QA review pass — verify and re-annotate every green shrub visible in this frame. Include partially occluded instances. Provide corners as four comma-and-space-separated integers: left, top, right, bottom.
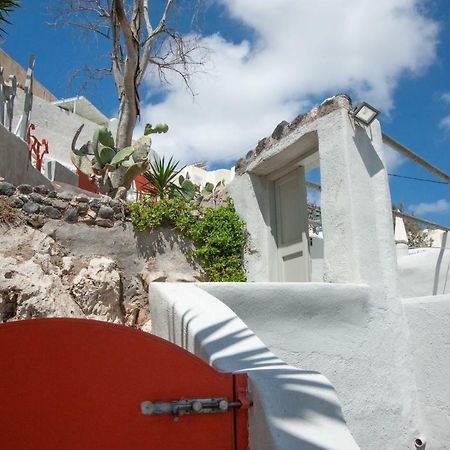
130, 198, 246, 282
130, 198, 194, 231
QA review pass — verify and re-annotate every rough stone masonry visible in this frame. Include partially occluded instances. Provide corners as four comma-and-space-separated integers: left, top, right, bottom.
0, 181, 205, 331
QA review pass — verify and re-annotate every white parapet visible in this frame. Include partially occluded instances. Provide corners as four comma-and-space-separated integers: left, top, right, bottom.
42, 157, 78, 187
178, 164, 235, 189
150, 282, 360, 450
395, 215, 409, 258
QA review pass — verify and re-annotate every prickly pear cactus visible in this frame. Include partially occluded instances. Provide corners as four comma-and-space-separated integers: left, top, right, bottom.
177, 178, 196, 202
71, 123, 168, 199
201, 182, 215, 197
144, 123, 169, 135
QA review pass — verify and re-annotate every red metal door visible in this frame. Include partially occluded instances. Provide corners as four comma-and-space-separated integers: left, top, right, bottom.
0, 319, 248, 450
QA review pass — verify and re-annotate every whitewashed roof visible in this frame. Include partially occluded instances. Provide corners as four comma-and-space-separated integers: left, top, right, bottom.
52, 96, 109, 126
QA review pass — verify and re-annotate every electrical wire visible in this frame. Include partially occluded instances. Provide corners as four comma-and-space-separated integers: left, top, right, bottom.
388, 173, 449, 185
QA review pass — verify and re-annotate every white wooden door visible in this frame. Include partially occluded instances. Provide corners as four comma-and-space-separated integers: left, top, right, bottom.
274, 167, 310, 281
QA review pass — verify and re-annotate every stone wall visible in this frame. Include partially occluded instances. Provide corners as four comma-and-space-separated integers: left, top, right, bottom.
0, 181, 204, 331
0, 180, 129, 229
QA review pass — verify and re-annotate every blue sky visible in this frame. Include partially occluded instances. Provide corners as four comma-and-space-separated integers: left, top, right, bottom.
1, 0, 449, 226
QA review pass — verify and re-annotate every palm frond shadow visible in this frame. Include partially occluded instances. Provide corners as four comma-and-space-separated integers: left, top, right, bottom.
175, 313, 357, 450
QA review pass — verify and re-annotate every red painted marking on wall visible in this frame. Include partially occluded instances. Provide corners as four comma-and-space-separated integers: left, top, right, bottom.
26, 123, 49, 171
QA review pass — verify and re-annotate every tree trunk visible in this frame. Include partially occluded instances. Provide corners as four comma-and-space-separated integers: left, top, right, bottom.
116, 92, 138, 149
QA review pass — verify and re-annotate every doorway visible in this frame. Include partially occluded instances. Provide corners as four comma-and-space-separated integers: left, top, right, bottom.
274, 166, 310, 281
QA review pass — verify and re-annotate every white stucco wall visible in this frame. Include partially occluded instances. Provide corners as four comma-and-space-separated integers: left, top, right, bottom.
310, 234, 324, 281
229, 172, 278, 281
403, 294, 450, 449
199, 283, 425, 450
230, 96, 398, 298
41, 158, 79, 186
179, 165, 235, 188
150, 282, 360, 450
224, 97, 427, 449
12, 89, 104, 170
398, 247, 450, 297
428, 229, 449, 248
0, 123, 53, 187
294, 236, 450, 297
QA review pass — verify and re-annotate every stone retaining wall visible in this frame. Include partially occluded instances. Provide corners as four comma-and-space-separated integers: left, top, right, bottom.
0, 180, 130, 229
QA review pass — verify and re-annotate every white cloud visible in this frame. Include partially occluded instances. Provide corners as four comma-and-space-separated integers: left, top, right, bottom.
307, 188, 321, 206
439, 93, 450, 131
409, 199, 450, 216
383, 145, 407, 171
439, 116, 450, 131
140, 0, 438, 165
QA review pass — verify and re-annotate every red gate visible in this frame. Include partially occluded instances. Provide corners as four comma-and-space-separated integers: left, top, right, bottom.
0, 319, 249, 449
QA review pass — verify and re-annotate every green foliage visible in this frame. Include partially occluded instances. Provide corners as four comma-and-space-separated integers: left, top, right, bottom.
144, 123, 169, 135
99, 146, 116, 165
0, 0, 19, 35
97, 127, 115, 148
201, 182, 214, 197
130, 198, 195, 231
130, 198, 246, 282
187, 200, 246, 282
71, 122, 166, 198
110, 146, 134, 165
173, 178, 196, 203
142, 156, 184, 200
70, 151, 93, 175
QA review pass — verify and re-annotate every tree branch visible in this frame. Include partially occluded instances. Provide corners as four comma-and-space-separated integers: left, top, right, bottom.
143, 0, 153, 35
137, 0, 174, 85
49, 0, 205, 148
113, 0, 135, 53
110, 6, 124, 98
49, 19, 112, 40
113, 0, 141, 116
150, 0, 174, 38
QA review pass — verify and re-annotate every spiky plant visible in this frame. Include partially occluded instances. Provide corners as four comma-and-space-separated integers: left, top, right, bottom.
0, 0, 19, 35
143, 156, 185, 200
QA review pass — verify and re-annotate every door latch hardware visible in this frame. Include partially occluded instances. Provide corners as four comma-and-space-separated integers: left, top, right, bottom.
141, 397, 242, 418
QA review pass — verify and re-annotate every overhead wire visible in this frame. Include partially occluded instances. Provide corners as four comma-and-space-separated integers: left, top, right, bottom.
388, 173, 449, 185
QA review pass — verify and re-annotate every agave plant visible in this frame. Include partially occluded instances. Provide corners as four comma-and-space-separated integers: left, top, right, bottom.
142, 156, 185, 200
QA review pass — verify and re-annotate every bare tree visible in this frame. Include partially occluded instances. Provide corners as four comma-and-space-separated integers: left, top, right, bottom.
49, 0, 202, 149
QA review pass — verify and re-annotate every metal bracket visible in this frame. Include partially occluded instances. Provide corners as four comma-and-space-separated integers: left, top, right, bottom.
141, 397, 242, 419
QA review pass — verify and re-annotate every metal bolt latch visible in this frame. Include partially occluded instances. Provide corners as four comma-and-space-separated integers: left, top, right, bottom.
141, 397, 242, 418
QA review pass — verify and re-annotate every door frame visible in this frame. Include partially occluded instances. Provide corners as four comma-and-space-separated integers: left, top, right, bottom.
270, 164, 311, 282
